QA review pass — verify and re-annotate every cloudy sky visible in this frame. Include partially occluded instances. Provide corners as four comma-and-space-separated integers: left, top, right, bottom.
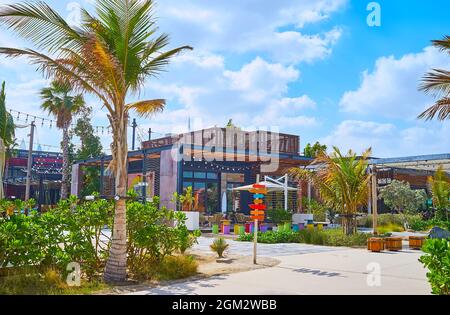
0, 0, 449, 157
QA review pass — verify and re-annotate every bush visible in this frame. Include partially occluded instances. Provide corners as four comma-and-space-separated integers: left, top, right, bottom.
126, 198, 199, 280
210, 238, 229, 258
419, 239, 450, 295
237, 229, 370, 247
156, 255, 198, 281
266, 208, 291, 224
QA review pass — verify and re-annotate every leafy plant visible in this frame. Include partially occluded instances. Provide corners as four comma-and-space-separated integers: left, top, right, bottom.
419, 239, 450, 295
0, 81, 15, 199
428, 166, 450, 221
172, 186, 195, 211
156, 255, 198, 281
266, 208, 292, 224
210, 238, 229, 258
290, 147, 371, 235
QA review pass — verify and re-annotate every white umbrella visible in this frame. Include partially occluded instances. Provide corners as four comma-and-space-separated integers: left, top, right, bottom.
231, 180, 297, 192
221, 192, 227, 214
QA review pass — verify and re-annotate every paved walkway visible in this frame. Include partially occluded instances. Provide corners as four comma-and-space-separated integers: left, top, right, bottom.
127, 237, 430, 295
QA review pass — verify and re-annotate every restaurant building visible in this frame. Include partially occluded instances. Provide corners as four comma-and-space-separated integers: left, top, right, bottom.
72, 127, 312, 214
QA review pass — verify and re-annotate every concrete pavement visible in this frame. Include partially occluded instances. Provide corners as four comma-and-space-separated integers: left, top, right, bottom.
127, 238, 431, 295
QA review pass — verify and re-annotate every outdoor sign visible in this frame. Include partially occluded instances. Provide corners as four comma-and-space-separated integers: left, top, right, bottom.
250, 184, 266, 221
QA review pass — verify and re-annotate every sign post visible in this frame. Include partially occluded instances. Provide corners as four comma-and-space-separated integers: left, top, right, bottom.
250, 177, 267, 265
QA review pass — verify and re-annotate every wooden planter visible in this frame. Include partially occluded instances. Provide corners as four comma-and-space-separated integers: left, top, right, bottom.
409, 236, 426, 250
385, 237, 403, 251
367, 238, 384, 252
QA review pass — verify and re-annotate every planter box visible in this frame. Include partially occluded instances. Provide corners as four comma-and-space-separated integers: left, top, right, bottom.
385, 237, 403, 251
367, 238, 385, 252
409, 236, 426, 250
182, 211, 200, 231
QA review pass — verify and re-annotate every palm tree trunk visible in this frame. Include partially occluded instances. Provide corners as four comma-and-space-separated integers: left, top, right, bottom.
0, 139, 5, 199
61, 125, 70, 199
104, 113, 129, 284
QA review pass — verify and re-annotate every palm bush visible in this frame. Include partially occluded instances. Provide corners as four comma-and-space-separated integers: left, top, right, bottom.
428, 166, 450, 221
0, 82, 15, 199
290, 147, 371, 235
210, 238, 229, 258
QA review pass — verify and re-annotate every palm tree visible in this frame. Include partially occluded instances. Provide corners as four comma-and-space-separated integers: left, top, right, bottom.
0, 0, 192, 283
427, 165, 450, 221
40, 81, 84, 199
418, 35, 450, 121
289, 147, 372, 235
0, 82, 15, 199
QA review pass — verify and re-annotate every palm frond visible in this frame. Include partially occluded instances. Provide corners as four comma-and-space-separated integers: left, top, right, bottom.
418, 97, 450, 121
432, 35, 450, 53
0, 1, 83, 53
419, 69, 450, 97
125, 99, 165, 118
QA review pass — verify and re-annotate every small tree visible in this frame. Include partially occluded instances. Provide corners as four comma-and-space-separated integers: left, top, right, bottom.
379, 180, 427, 227
428, 166, 450, 221
304, 141, 327, 158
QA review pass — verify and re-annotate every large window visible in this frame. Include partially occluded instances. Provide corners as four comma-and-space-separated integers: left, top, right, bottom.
182, 170, 219, 214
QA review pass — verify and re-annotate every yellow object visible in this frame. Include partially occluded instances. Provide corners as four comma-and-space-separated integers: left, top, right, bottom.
249, 188, 268, 194
317, 224, 323, 231
221, 220, 231, 226
307, 224, 314, 231
234, 225, 242, 235
253, 199, 263, 204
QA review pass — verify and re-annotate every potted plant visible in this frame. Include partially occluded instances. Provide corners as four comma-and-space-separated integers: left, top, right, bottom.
172, 186, 199, 231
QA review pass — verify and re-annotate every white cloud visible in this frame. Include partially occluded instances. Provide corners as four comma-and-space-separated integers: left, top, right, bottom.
321, 120, 450, 157
339, 46, 450, 119
224, 57, 299, 102
158, 0, 347, 65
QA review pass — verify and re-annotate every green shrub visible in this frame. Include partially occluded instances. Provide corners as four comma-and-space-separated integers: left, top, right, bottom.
156, 255, 198, 281
377, 223, 404, 234
237, 229, 369, 247
266, 208, 291, 224
210, 238, 229, 258
419, 239, 450, 295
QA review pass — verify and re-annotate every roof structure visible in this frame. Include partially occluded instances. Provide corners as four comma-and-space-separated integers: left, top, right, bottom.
370, 153, 450, 172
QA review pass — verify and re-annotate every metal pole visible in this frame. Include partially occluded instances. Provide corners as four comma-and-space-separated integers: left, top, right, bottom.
284, 174, 288, 210
253, 174, 260, 265
148, 128, 152, 141
371, 166, 378, 235
142, 149, 147, 204
25, 121, 35, 203
131, 118, 137, 150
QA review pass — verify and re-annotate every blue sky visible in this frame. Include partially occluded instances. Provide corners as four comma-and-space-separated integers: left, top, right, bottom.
0, 0, 449, 157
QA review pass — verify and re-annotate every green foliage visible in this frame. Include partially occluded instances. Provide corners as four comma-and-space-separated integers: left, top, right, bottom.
156, 255, 198, 281
428, 166, 450, 221
266, 208, 292, 224
172, 186, 195, 211
210, 238, 229, 258
377, 223, 405, 234
419, 239, 450, 295
379, 180, 427, 215
238, 229, 370, 247
71, 107, 104, 197
178, 228, 201, 254
303, 141, 327, 158
302, 198, 328, 221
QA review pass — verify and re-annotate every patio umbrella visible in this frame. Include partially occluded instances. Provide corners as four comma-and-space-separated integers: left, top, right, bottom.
232, 180, 297, 192
221, 192, 227, 214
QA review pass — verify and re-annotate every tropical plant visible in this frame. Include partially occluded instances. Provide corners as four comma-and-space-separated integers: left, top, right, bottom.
303, 141, 327, 158
0, 0, 192, 282
0, 81, 15, 199
289, 147, 372, 235
172, 186, 195, 211
378, 180, 427, 229
266, 208, 292, 224
428, 166, 450, 221
210, 238, 229, 258
418, 35, 450, 121
40, 81, 85, 199
419, 239, 450, 295
71, 107, 104, 197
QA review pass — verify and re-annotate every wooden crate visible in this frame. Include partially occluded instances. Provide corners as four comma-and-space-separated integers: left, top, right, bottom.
367, 238, 385, 252
385, 237, 403, 251
409, 236, 426, 250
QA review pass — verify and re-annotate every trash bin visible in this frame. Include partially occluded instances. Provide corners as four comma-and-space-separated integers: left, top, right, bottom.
212, 224, 219, 234
223, 224, 231, 235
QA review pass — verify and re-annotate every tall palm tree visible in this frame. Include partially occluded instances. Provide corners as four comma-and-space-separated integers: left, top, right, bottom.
427, 165, 450, 221
289, 147, 372, 235
418, 35, 450, 121
40, 81, 84, 199
0, 82, 15, 199
0, 0, 192, 283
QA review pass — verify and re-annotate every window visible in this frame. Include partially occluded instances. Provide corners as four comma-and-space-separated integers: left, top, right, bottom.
194, 172, 206, 179
183, 171, 194, 178
207, 172, 218, 179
